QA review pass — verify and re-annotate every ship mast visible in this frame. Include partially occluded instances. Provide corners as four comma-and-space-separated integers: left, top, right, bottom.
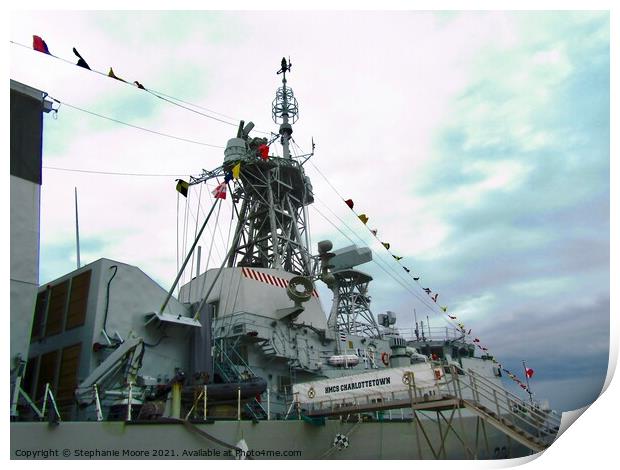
273, 56, 297, 159
223, 57, 312, 275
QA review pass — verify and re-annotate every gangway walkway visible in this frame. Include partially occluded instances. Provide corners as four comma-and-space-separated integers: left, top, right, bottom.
299, 364, 560, 455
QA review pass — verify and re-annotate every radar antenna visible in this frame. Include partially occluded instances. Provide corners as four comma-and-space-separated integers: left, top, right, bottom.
272, 57, 298, 159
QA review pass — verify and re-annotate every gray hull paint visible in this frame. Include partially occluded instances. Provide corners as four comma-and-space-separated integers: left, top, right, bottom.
11, 419, 533, 460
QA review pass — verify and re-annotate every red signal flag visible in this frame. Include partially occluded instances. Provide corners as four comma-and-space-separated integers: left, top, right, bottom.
258, 144, 270, 160
33, 35, 51, 54
212, 182, 227, 199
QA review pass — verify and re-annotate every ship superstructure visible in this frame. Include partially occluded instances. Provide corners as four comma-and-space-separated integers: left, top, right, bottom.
10, 60, 561, 460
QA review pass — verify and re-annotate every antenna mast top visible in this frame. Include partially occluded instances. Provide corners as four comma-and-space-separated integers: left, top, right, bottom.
272, 57, 298, 159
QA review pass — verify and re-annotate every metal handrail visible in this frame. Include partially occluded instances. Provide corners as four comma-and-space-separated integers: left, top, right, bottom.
397, 326, 466, 342
449, 366, 560, 438
212, 341, 267, 420
460, 366, 560, 428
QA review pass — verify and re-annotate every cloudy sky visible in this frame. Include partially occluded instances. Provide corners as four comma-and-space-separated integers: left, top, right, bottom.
10, 10, 610, 412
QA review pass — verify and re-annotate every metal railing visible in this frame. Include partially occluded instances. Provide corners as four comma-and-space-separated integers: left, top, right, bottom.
296, 364, 560, 450
397, 326, 467, 343
444, 365, 561, 441
299, 374, 443, 418
212, 341, 267, 420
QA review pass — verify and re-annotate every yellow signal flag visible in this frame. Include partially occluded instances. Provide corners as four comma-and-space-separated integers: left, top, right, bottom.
232, 162, 241, 180
108, 67, 126, 82
358, 214, 369, 224
176, 179, 189, 198
441, 306, 447, 312
382, 242, 390, 250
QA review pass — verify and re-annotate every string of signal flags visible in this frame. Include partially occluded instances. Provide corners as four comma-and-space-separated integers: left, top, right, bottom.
343, 197, 534, 394
26, 35, 269, 131
31, 35, 158, 94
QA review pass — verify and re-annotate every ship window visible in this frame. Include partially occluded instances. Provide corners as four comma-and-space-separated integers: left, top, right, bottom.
57, 343, 82, 408
232, 324, 244, 335
66, 270, 91, 330
36, 350, 59, 401
30, 289, 49, 342
45, 280, 69, 337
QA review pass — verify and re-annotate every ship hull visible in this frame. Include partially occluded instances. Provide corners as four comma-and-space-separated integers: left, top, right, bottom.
11, 417, 533, 460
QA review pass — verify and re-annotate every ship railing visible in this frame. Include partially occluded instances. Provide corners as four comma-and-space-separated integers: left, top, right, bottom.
446, 365, 561, 439
296, 380, 443, 419
212, 341, 268, 421
397, 326, 466, 343
213, 342, 247, 382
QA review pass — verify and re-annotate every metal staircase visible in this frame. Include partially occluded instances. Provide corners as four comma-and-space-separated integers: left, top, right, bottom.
301, 364, 560, 455
442, 365, 561, 453
258, 339, 277, 357
213, 341, 268, 421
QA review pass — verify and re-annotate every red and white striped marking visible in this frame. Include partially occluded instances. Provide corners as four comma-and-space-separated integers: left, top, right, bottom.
241, 267, 319, 297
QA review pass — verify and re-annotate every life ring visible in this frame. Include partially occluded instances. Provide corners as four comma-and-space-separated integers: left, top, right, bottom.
381, 352, 390, 366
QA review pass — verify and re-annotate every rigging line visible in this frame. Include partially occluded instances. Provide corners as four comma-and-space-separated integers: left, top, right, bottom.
48, 97, 225, 149
181, 187, 192, 288
225, 193, 235, 257
227, 203, 245, 314
201, 206, 226, 267
303, 153, 452, 322
183, 184, 216, 289
291, 139, 313, 253
313, 194, 416, 290
304, 163, 450, 321
193, 181, 227, 266
149, 90, 272, 136
306, 165, 481, 347
220, 200, 239, 316
43, 166, 189, 177
197, 193, 225, 301
309, 175, 440, 311
176, 191, 180, 289
307, 160, 348, 207
11, 40, 265, 131
145, 89, 239, 127
203, 200, 222, 279
197, 180, 230, 263
309, 205, 422, 303
187, 181, 204, 301
147, 89, 239, 122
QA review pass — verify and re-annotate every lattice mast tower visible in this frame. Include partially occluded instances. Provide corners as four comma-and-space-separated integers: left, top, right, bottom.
224, 57, 314, 275
320, 244, 382, 338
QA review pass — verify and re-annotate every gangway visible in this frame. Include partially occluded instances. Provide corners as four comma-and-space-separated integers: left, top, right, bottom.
296, 364, 560, 456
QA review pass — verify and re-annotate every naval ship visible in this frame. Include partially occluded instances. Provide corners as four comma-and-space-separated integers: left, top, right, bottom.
10, 58, 561, 459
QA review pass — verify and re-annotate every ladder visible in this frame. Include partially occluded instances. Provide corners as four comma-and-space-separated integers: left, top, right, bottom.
213, 341, 268, 421
444, 365, 561, 452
